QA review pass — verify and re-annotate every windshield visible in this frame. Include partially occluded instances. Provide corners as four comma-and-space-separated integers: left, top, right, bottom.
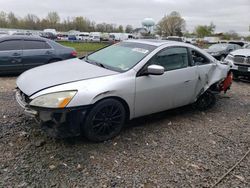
85, 42, 156, 72
209, 44, 228, 50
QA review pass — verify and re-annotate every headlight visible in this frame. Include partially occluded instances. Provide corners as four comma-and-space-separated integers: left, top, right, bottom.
30, 91, 77, 108
225, 54, 234, 61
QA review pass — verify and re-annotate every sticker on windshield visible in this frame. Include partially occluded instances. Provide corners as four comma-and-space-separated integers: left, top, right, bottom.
132, 48, 149, 54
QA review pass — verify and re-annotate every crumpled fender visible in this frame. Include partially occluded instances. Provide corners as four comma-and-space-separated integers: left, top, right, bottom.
197, 62, 230, 98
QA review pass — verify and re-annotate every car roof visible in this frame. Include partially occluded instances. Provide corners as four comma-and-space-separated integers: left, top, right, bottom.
0, 35, 47, 42
125, 39, 184, 47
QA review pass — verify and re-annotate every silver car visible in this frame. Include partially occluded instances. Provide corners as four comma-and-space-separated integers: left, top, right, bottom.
16, 40, 232, 141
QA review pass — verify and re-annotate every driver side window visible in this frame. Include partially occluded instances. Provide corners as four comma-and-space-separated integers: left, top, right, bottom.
148, 47, 188, 71
191, 49, 210, 65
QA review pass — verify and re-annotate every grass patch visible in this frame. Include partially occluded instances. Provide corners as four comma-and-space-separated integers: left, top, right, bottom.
58, 41, 109, 56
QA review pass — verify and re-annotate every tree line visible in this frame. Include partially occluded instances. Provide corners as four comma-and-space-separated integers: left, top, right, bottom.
0, 11, 134, 33
0, 10, 246, 40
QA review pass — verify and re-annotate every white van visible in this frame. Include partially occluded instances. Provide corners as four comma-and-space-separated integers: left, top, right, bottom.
89, 32, 101, 42
76, 32, 90, 41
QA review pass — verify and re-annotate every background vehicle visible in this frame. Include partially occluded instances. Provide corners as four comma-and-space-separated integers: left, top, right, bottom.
0, 35, 77, 74
228, 41, 248, 47
165, 36, 184, 42
224, 49, 250, 79
0, 31, 8, 37
243, 43, 250, 49
16, 40, 231, 141
206, 43, 241, 61
100, 33, 109, 41
68, 35, 77, 41
203, 37, 220, 44
40, 32, 57, 40
109, 33, 129, 42
89, 32, 101, 42
76, 32, 90, 41
57, 33, 69, 40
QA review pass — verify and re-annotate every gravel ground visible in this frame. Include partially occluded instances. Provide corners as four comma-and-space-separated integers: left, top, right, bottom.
0, 76, 249, 187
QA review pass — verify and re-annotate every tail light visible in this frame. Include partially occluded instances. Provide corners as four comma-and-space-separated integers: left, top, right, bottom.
71, 51, 77, 57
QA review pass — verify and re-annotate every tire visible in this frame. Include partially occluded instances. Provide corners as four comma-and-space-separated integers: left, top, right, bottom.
83, 99, 126, 142
233, 73, 239, 81
194, 90, 216, 111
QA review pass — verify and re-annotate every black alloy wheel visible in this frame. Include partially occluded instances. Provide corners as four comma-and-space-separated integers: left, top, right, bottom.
83, 99, 126, 142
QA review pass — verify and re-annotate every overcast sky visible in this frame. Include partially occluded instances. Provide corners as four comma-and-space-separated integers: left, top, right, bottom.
0, 0, 249, 35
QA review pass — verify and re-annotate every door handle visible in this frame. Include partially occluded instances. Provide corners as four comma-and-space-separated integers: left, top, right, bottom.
12, 52, 21, 56
184, 80, 191, 83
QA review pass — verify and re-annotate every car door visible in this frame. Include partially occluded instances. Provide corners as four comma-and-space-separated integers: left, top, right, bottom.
0, 39, 23, 74
134, 47, 199, 118
190, 48, 216, 98
22, 40, 55, 70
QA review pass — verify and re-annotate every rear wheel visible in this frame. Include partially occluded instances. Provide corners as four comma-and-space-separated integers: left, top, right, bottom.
194, 90, 216, 111
83, 99, 126, 142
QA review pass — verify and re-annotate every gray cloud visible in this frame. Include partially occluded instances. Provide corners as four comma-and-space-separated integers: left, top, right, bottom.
1, 0, 250, 35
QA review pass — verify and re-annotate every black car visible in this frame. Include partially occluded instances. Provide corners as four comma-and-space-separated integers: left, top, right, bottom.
0, 35, 77, 74
206, 43, 241, 61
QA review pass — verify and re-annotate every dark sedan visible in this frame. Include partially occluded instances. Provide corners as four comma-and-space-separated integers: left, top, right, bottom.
206, 43, 241, 61
0, 35, 77, 74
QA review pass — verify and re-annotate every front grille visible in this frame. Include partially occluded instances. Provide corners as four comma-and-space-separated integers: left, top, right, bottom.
247, 57, 250, 64
233, 56, 245, 64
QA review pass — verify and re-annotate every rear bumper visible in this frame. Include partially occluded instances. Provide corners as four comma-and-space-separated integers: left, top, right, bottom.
16, 90, 90, 138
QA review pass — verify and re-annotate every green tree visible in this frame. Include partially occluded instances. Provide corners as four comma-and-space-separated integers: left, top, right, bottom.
7, 12, 19, 28
46, 12, 60, 27
195, 22, 216, 38
118, 25, 124, 33
23, 14, 40, 29
0, 11, 8, 28
73, 16, 88, 31
125, 25, 133, 33
156, 11, 186, 37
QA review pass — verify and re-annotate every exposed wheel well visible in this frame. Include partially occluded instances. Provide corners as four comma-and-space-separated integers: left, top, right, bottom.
93, 96, 130, 121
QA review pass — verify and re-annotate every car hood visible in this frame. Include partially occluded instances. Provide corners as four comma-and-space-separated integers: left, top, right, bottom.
231, 49, 250, 56
17, 58, 118, 96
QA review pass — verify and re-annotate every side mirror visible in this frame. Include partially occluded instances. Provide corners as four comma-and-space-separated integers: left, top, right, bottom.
147, 65, 165, 75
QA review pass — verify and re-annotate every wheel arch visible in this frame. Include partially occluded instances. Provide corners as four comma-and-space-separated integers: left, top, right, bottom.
92, 96, 131, 121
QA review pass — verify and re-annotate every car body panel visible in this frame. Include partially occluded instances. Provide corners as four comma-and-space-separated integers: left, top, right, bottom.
135, 66, 198, 117
17, 58, 118, 96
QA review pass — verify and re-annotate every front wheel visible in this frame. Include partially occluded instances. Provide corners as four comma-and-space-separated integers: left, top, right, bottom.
83, 99, 126, 142
194, 90, 216, 111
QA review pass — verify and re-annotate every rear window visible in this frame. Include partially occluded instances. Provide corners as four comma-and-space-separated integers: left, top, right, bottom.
0, 40, 22, 51
23, 40, 51, 50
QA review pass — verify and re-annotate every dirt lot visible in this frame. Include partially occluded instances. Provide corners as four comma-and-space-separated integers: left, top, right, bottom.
0, 76, 249, 187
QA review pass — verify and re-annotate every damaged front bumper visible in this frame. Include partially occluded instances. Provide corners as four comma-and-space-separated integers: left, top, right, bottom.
16, 90, 90, 138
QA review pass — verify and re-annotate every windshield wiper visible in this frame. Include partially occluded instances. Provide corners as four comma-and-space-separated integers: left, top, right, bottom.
84, 57, 110, 70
